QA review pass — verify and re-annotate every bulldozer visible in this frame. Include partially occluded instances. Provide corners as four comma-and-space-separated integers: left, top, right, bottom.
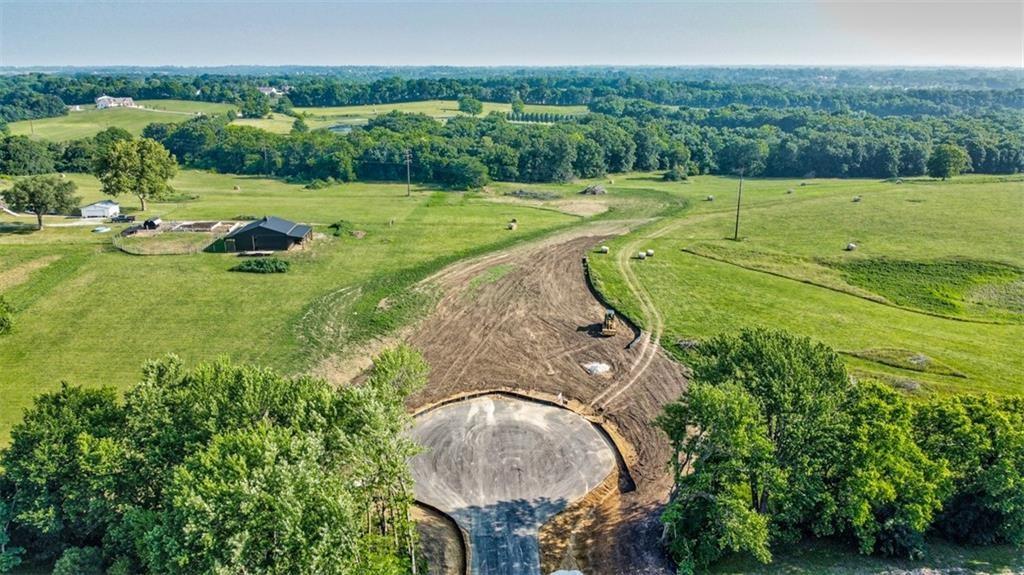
600, 309, 618, 337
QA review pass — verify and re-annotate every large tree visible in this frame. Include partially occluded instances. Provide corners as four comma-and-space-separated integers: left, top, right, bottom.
2, 175, 79, 229
94, 138, 177, 211
457, 95, 483, 116
926, 143, 971, 180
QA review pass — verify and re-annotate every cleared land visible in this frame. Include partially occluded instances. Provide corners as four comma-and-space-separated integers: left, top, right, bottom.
288, 99, 589, 131
410, 395, 617, 575
0, 170, 579, 442
8, 100, 235, 140
403, 224, 687, 575
589, 175, 1024, 396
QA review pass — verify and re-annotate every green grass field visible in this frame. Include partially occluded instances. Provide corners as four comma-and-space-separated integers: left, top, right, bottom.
589, 175, 1024, 396
0, 170, 585, 442
8, 100, 236, 140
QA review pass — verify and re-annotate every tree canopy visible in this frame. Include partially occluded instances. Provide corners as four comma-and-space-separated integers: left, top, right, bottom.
0, 346, 428, 574
93, 138, 177, 211
1, 174, 79, 229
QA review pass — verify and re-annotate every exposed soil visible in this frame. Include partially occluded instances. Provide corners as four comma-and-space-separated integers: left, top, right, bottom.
405, 222, 687, 574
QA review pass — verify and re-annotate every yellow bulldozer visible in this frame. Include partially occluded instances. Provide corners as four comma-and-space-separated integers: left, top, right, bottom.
600, 309, 618, 337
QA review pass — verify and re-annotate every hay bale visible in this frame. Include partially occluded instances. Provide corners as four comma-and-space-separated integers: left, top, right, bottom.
637, 252, 647, 260
852, 195, 862, 203
646, 249, 655, 257
786, 188, 794, 194
599, 245, 610, 254
845, 242, 858, 251
507, 222, 518, 231
233, 185, 240, 191
705, 195, 715, 202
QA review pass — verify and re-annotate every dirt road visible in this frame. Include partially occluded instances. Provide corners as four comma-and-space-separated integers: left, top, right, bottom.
406, 223, 687, 574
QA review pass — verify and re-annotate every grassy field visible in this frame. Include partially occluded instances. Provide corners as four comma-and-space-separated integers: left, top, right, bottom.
8, 100, 236, 140
0, 170, 589, 442
589, 175, 1024, 396
9, 98, 589, 140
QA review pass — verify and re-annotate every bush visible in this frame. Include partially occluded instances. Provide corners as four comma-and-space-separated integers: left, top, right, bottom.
328, 220, 354, 237
663, 165, 688, 181
0, 296, 12, 335
230, 257, 289, 273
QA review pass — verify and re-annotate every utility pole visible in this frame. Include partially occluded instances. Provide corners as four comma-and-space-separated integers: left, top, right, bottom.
732, 168, 744, 241
405, 149, 412, 197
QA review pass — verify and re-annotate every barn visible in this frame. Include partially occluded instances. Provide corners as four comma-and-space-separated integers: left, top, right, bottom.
221, 216, 312, 252
81, 200, 120, 219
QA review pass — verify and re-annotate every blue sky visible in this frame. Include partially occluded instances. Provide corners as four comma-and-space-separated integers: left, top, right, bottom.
1, 1, 1020, 67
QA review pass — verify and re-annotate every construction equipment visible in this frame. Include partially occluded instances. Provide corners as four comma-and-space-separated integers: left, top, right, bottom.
600, 309, 618, 337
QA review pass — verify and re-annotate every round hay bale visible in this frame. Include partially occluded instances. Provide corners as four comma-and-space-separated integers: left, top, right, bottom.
786, 188, 794, 194
705, 195, 715, 202
845, 242, 858, 251
637, 252, 647, 260
646, 249, 655, 257
233, 185, 240, 191
852, 196, 862, 203
599, 245, 610, 254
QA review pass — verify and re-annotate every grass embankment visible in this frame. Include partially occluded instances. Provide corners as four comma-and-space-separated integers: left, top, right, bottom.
0, 170, 587, 442
589, 175, 1024, 396
8, 100, 236, 140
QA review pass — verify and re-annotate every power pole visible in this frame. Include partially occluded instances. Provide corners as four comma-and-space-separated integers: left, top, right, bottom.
732, 169, 744, 241
405, 149, 412, 197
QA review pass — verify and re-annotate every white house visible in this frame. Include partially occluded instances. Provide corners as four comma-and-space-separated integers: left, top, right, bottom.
95, 95, 137, 109
81, 200, 120, 219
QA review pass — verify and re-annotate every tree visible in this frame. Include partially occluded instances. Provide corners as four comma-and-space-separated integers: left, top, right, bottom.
458, 95, 483, 116
927, 143, 971, 180
510, 93, 526, 115
291, 116, 310, 133
2, 175, 80, 229
94, 138, 177, 211
656, 383, 777, 572
238, 91, 271, 119
0, 136, 55, 175
914, 395, 1024, 546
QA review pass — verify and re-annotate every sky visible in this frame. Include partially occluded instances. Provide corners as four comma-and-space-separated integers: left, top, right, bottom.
0, 0, 1021, 68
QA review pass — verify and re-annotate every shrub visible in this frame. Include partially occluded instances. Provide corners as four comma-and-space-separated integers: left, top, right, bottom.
328, 219, 354, 237
230, 257, 289, 274
663, 165, 688, 181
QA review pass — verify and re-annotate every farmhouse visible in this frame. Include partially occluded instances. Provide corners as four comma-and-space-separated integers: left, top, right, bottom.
95, 95, 137, 109
221, 216, 312, 252
81, 200, 120, 219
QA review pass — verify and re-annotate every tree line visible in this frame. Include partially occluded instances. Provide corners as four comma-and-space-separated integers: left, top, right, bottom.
0, 346, 429, 574
658, 329, 1024, 574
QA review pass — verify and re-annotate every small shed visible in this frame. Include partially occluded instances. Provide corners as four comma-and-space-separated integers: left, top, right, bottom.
221, 216, 312, 252
143, 217, 163, 230
81, 200, 120, 219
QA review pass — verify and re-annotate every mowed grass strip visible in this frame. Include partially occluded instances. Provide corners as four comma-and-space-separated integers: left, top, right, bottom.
0, 170, 577, 442
589, 175, 1024, 396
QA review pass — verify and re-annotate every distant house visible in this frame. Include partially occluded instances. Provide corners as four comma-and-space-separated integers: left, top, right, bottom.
81, 200, 120, 219
221, 216, 312, 252
95, 95, 137, 109
257, 86, 283, 97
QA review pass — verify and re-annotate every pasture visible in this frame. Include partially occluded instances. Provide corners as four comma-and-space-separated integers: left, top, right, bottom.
8, 99, 236, 140
292, 99, 589, 130
588, 175, 1024, 396
0, 170, 581, 442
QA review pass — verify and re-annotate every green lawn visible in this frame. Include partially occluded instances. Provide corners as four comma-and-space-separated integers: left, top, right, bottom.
0, 170, 582, 442
8, 100, 236, 140
589, 175, 1024, 396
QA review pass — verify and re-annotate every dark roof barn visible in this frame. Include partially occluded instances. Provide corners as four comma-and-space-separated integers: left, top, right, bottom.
223, 216, 312, 252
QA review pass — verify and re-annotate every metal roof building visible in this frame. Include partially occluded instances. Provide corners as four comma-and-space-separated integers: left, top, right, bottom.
222, 216, 312, 252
